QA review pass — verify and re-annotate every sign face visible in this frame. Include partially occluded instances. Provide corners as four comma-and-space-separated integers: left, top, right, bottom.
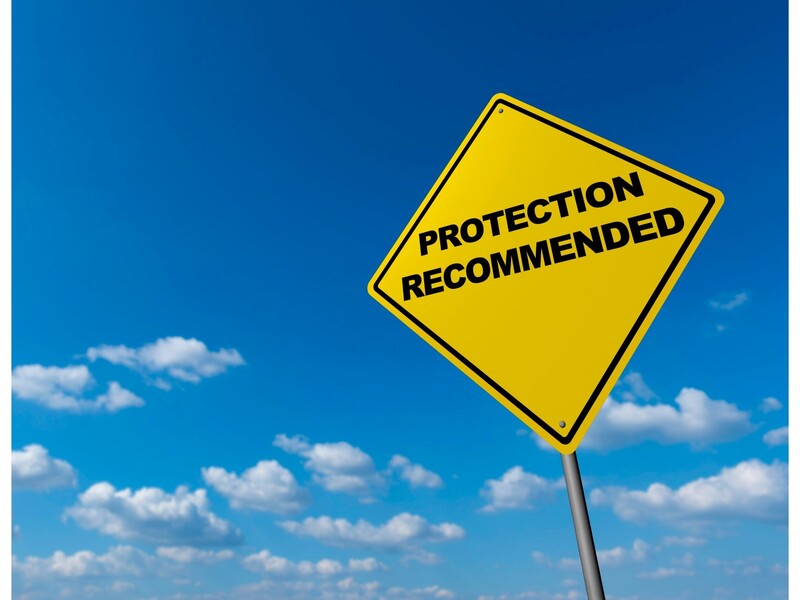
368, 94, 723, 453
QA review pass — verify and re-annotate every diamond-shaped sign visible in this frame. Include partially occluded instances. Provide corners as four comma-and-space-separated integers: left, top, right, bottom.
368, 94, 722, 453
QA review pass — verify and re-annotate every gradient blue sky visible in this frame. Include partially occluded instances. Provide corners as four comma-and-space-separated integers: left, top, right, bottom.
12, 1, 787, 599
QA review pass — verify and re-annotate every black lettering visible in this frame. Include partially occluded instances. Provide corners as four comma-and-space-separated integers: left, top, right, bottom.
504, 204, 528, 232
466, 257, 490, 283
654, 207, 684, 237
628, 213, 658, 244
550, 234, 576, 263
527, 199, 551, 224
461, 218, 484, 243
520, 240, 552, 270
612, 171, 644, 202
443, 263, 465, 289
601, 221, 630, 250
423, 268, 444, 295
549, 191, 571, 217
586, 181, 614, 208
573, 227, 603, 257
402, 274, 424, 301
481, 210, 505, 236
419, 231, 437, 256
573, 187, 587, 213
490, 248, 521, 278
439, 224, 461, 251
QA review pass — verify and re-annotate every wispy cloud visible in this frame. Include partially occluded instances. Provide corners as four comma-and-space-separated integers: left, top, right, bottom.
615, 372, 657, 403
709, 291, 749, 311
389, 455, 444, 489
707, 556, 772, 576
759, 397, 783, 413
531, 551, 579, 571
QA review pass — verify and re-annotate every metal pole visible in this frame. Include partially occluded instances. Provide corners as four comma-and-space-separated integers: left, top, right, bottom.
561, 451, 605, 600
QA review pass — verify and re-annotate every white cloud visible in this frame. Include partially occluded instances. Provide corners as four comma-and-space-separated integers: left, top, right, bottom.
279, 513, 464, 551
480, 466, 562, 512
532, 540, 647, 571
242, 549, 296, 576
661, 535, 706, 547
348, 557, 387, 573
615, 372, 657, 402
387, 585, 455, 598
770, 563, 788, 575
65, 482, 242, 546
13, 444, 77, 490
12, 364, 90, 403
709, 291, 749, 311
671, 552, 695, 568
156, 546, 234, 564
274, 434, 385, 500
389, 455, 444, 489
243, 549, 386, 577
87, 336, 244, 387
597, 539, 649, 567
576, 388, 754, 452
95, 382, 146, 412
531, 551, 579, 571
759, 397, 783, 413
202, 460, 310, 514
13, 546, 156, 579
763, 426, 788, 447
637, 567, 694, 579
478, 591, 585, 600
591, 459, 788, 527
402, 549, 443, 565
11, 364, 143, 413
708, 556, 768, 576
233, 578, 382, 600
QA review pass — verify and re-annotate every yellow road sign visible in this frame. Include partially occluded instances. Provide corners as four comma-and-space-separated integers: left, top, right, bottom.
368, 94, 723, 453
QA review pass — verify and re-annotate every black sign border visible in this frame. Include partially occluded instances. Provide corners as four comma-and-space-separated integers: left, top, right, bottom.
373, 97, 717, 446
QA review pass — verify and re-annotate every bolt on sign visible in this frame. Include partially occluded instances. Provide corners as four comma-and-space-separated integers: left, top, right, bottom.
368, 94, 723, 453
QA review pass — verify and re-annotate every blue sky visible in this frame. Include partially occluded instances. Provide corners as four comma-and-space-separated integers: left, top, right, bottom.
11, 1, 787, 599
